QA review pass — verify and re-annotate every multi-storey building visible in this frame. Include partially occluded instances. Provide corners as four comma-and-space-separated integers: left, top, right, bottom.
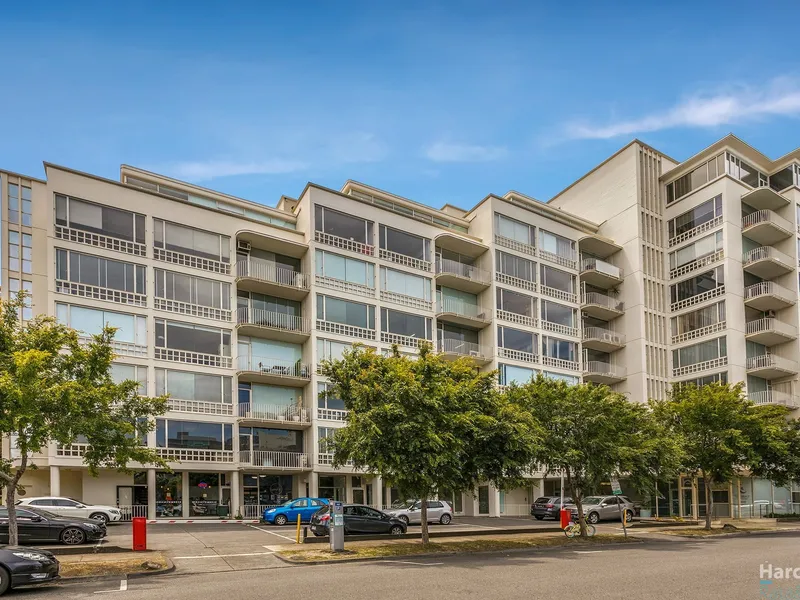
1, 133, 798, 521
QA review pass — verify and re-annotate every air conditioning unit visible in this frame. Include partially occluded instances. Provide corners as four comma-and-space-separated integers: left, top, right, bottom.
237, 240, 251, 252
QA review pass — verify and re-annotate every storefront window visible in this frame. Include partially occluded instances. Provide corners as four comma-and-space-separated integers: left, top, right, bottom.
319, 475, 346, 501
242, 474, 293, 507
189, 473, 220, 517
155, 472, 182, 518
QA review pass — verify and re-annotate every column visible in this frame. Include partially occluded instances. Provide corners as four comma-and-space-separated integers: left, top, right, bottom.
309, 472, 319, 498
373, 476, 383, 509
463, 488, 476, 517
147, 469, 157, 520
230, 471, 240, 519
181, 471, 190, 519
49, 466, 61, 497
488, 485, 501, 518
345, 475, 353, 503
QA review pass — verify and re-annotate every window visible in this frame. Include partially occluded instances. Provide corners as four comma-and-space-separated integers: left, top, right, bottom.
672, 337, 727, 368
671, 302, 725, 337
155, 268, 230, 309
379, 225, 430, 260
437, 323, 479, 346
542, 336, 576, 362
318, 427, 337, 453
770, 165, 796, 192
318, 382, 345, 410
498, 364, 536, 386
540, 265, 574, 293
155, 319, 231, 356
56, 303, 147, 346
238, 291, 301, 323
496, 287, 535, 316
496, 251, 535, 281
314, 205, 373, 244
437, 286, 479, 313
539, 230, 575, 260
497, 326, 536, 353
381, 308, 432, 340
239, 336, 302, 363
238, 383, 301, 408
670, 267, 724, 304
56, 249, 146, 294
155, 368, 232, 404
8, 232, 32, 273
543, 371, 579, 384
495, 213, 534, 246
156, 419, 233, 450
669, 231, 723, 271
726, 153, 768, 189
8, 183, 32, 226
8, 279, 32, 320
154, 218, 230, 263
666, 153, 725, 204
317, 338, 357, 362
380, 267, 431, 300
317, 295, 375, 329
56, 194, 145, 243
316, 250, 374, 287
111, 363, 148, 395
239, 427, 303, 452
668, 196, 723, 239
541, 300, 575, 327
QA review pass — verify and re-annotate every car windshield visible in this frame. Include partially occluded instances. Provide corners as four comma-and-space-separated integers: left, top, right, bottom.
391, 499, 414, 509
582, 497, 606, 505
22, 507, 61, 519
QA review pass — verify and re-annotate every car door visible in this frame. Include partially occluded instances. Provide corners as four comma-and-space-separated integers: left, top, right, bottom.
0, 507, 9, 543
427, 501, 445, 522
289, 499, 307, 523
343, 505, 364, 533
30, 498, 61, 516
361, 507, 389, 532
15, 509, 54, 542
54, 498, 86, 518
602, 497, 620, 520
407, 501, 422, 524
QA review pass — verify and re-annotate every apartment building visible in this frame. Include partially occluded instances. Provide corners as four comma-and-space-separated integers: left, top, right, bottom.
1, 133, 798, 521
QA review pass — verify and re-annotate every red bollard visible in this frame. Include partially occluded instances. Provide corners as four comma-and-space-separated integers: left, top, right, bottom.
132, 517, 147, 551
560, 508, 571, 529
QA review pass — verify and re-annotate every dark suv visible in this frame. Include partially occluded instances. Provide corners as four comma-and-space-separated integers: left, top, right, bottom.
531, 496, 572, 520
310, 504, 407, 536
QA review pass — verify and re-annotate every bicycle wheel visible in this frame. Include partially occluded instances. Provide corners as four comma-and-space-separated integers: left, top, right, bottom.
564, 525, 576, 539
586, 524, 597, 537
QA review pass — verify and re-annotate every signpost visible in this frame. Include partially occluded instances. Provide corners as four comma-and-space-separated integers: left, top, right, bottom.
611, 477, 627, 538
329, 500, 344, 552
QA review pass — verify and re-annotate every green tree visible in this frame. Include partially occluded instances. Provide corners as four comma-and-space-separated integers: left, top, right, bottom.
510, 376, 681, 537
653, 381, 800, 529
0, 293, 168, 545
320, 343, 540, 544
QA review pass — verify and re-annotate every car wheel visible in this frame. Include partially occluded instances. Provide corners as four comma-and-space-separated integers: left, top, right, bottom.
439, 513, 452, 525
0, 566, 10, 596
398, 515, 409, 525
534, 515, 544, 520
89, 512, 109, 525
587, 512, 600, 524
390, 525, 405, 536
274, 514, 288, 526
61, 527, 86, 545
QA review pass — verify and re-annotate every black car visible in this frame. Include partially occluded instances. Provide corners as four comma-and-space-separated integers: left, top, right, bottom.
310, 504, 407, 536
0, 546, 60, 595
531, 496, 572, 520
0, 506, 106, 545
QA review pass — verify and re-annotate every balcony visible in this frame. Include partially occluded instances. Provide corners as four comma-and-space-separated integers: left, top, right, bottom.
436, 298, 492, 328
744, 282, 796, 311
741, 187, 789, 211
673, 357, 728, 378
380, 290, 433, 312
434, 259, 491, 293
56, 443, 89, 458
55, 279, 146, 307
315, 275, 375, 299
494, 234, 536, 257
671, 321, 726, 345
379, 248, 431, 272
314, 230, 374, 256
154, 348, 232, 368
317, 453, 354, 468
540, 285, 578, 304
539, 249, 577, 270
746, 354, 798, 379
540, 321, 579, 338
237, 403, 310, 428
153, 247, 230, 276
742, 247, 794, 279
497, 347, 538, 364
154, 297, 231, 322
78, 335, 147, 358
156, 448, 235, 463
668, 216, 723, 248
669, 250, 724, 279
317, 408, 349, 422
436, 338, 492, 365
578, 233, 622, 259
745, 318, 798, 346
238, 450, 311, 470
541, 356, 580, 371
55, 224, 146, 257
580, 292, 624, 320
582, 327, 626, 352
580, 257, 623, 289
380, 332, 427, 349
495, 272, 537, 292
741, 210, 793, 245
167, 399, 233, 416
670, 286, 725, 313
318, 320, 376, 341
496, 309, 537, 329
237, 355, 312, 387
236, 307, 311, 343
583, 362, 627, 384
748, 390, 799, 409
235, 257, 311, 301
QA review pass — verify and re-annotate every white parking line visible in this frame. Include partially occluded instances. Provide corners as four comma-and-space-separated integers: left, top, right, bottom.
248, 524, 297, 542
173, 552, 275, 559
380, 560, 444, 566
573, 551, 604, 554
93, 579, 127, 594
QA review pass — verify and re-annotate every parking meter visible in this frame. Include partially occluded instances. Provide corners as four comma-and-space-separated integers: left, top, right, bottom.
329, 500, 344, 552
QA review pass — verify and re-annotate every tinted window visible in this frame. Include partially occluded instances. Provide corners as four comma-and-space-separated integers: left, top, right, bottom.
55, 499, 80, 507
293, 499, 308, 508
427, 501, 443, 509
534, 497, 550, 504
29, 499, 53, 506
363, 507, 384, 518
311, 499, 325, 507
343, 506, 358, 516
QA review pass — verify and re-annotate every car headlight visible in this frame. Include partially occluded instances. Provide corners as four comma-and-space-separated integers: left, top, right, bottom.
13, 551, 50, 562
266, 509, 276, 514
109, 509, 120, 514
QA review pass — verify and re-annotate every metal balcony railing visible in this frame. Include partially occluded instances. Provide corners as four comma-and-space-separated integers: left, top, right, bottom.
741, 209, 793, 234
748, 390, 799, 408
236, 307, 311, 334
237, 355, 312, 379
583, 361, 627, 378
236, 257, 311, 290
744, 281, 794, 303
237, 402, 309, 423
581, 292, 624, 312
746, 354, 798, 373
437, 338, 491, 359
436, 297, 490, 321
435, 258, 491, 285
582, 327, 626, 345
581, 257, 622, 279
743, 246, 792, 267
745, 318, 798, 339
238, 451, 310, 469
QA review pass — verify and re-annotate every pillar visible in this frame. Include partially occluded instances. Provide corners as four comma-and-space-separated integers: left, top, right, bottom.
373, 476, 383, 509
309, 472, 319, 498
181, 471, 190, 519
488, 485, 501, 518
230, 471, 240, 519
463, 489, 476, 517
49, 466, 61, 497
345, 475, 353, 503
147, 469, 156, 520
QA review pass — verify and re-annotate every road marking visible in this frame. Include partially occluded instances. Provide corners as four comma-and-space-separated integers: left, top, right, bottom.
93, 579, 127, 594
248, 524, 297, 542
173, 551, 275, 559
573, 551, 604, 554
380, 560, 444, 566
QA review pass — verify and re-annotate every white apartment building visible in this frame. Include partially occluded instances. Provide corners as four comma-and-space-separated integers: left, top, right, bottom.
1, 133, 798, 521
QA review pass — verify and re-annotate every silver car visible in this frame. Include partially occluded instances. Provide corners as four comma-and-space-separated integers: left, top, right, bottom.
567, 495, 635, 524
385, 500, 453, 525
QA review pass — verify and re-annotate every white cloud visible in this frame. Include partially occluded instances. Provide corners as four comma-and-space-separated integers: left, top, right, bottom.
565, 78, 800, 140
424, 141, 508, 162
165, 159, 309, 181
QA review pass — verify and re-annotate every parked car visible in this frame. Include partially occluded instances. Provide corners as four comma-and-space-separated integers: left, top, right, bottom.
0, 506, 106, 545
263, 498, 329, 525
566, 496, 635, 524
384, 500, 453, 525
0, 545, 60, 596
530, 496, 573, 520
16, 497, 121, 525
310, 504, 407, 536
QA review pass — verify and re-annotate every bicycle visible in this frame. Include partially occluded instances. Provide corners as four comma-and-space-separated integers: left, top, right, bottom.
563, 520, 596, 538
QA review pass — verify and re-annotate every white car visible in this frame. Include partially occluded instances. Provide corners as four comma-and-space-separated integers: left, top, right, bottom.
385, 500, 453, 525
16, 497, 122, 525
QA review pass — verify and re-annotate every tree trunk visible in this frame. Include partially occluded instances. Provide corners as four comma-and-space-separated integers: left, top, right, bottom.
6, 455, 26, 546
420, 500, 429, 544
704, 474, 714, 531
565, 472, 586, 538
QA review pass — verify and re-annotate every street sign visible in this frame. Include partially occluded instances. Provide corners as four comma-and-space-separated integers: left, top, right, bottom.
611, 477, 622, 495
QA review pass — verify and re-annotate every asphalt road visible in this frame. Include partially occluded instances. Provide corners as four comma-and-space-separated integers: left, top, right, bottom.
17, 531, 800, 600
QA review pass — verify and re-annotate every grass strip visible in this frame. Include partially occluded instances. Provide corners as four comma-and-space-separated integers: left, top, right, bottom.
59, 555, 168, 578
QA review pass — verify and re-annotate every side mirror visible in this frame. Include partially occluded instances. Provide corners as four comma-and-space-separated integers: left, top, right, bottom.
600, 503, 607, 507
30, 516, 42, 522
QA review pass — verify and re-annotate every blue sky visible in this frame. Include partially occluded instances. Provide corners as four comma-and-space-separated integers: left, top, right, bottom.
3, 1, 800, 210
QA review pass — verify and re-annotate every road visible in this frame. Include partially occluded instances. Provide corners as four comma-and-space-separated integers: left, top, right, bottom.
17, 532, 800, 600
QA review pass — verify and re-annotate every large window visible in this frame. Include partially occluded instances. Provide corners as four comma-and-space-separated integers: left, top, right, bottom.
670, 266, 724, 305
541, 300, 575, 327
8, 232, 32, 274
155, 268, 230, 309
238, 291, 300, 318
7, 279, 32, 320
318, 382, 345, 411
316, 250, 374, 287
380, 267, 431, 300
56, 303, 146, 346
240, 427, 303, 453
56, 194, 144, 243
496, 287, 536, 317
542, 336, 576, 362
437, 323, 479, 346
666, 153, 725, 204
497, 326, 536, 353
539, 230, 575, 260
155, 368, 232, 404
9, 183, 32, 226
668, 195, 723, 239
156, 419, 232, 450
495, 213, 534, 246
314, 205, 373, 244
379, 225, 430, 261
111, 363, 147, 395
671, 302, 725, 338
155, 319, 231, 357
769, 165, 797, 192
317, 295, 375, 329
540, 265, 574, 293
543, 371, 579, 384
318, 427, 337, 453
317, 338, 359, 362
381, 308, 432, 340
56, 248, 145, 294
154, 219, 230, 263
239, 336, 302, 363
496, 251, 535, 282
498, 364, 536, 386
677, 372, 728, 387
669, 231, 723, 271
672, 337, 727, 368
726, 153, 767, 189
238, 383, 302, 408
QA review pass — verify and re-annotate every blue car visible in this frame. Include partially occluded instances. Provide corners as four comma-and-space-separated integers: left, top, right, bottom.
263, 498, 330, 525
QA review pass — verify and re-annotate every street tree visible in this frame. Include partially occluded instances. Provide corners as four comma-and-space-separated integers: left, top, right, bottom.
320, 342, 540, 544
653, 381, 800, 529
0, 293, 167, 545
510, 376, 681, 537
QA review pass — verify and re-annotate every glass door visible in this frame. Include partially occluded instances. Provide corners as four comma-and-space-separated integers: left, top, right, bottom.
478, 486, 490, 515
